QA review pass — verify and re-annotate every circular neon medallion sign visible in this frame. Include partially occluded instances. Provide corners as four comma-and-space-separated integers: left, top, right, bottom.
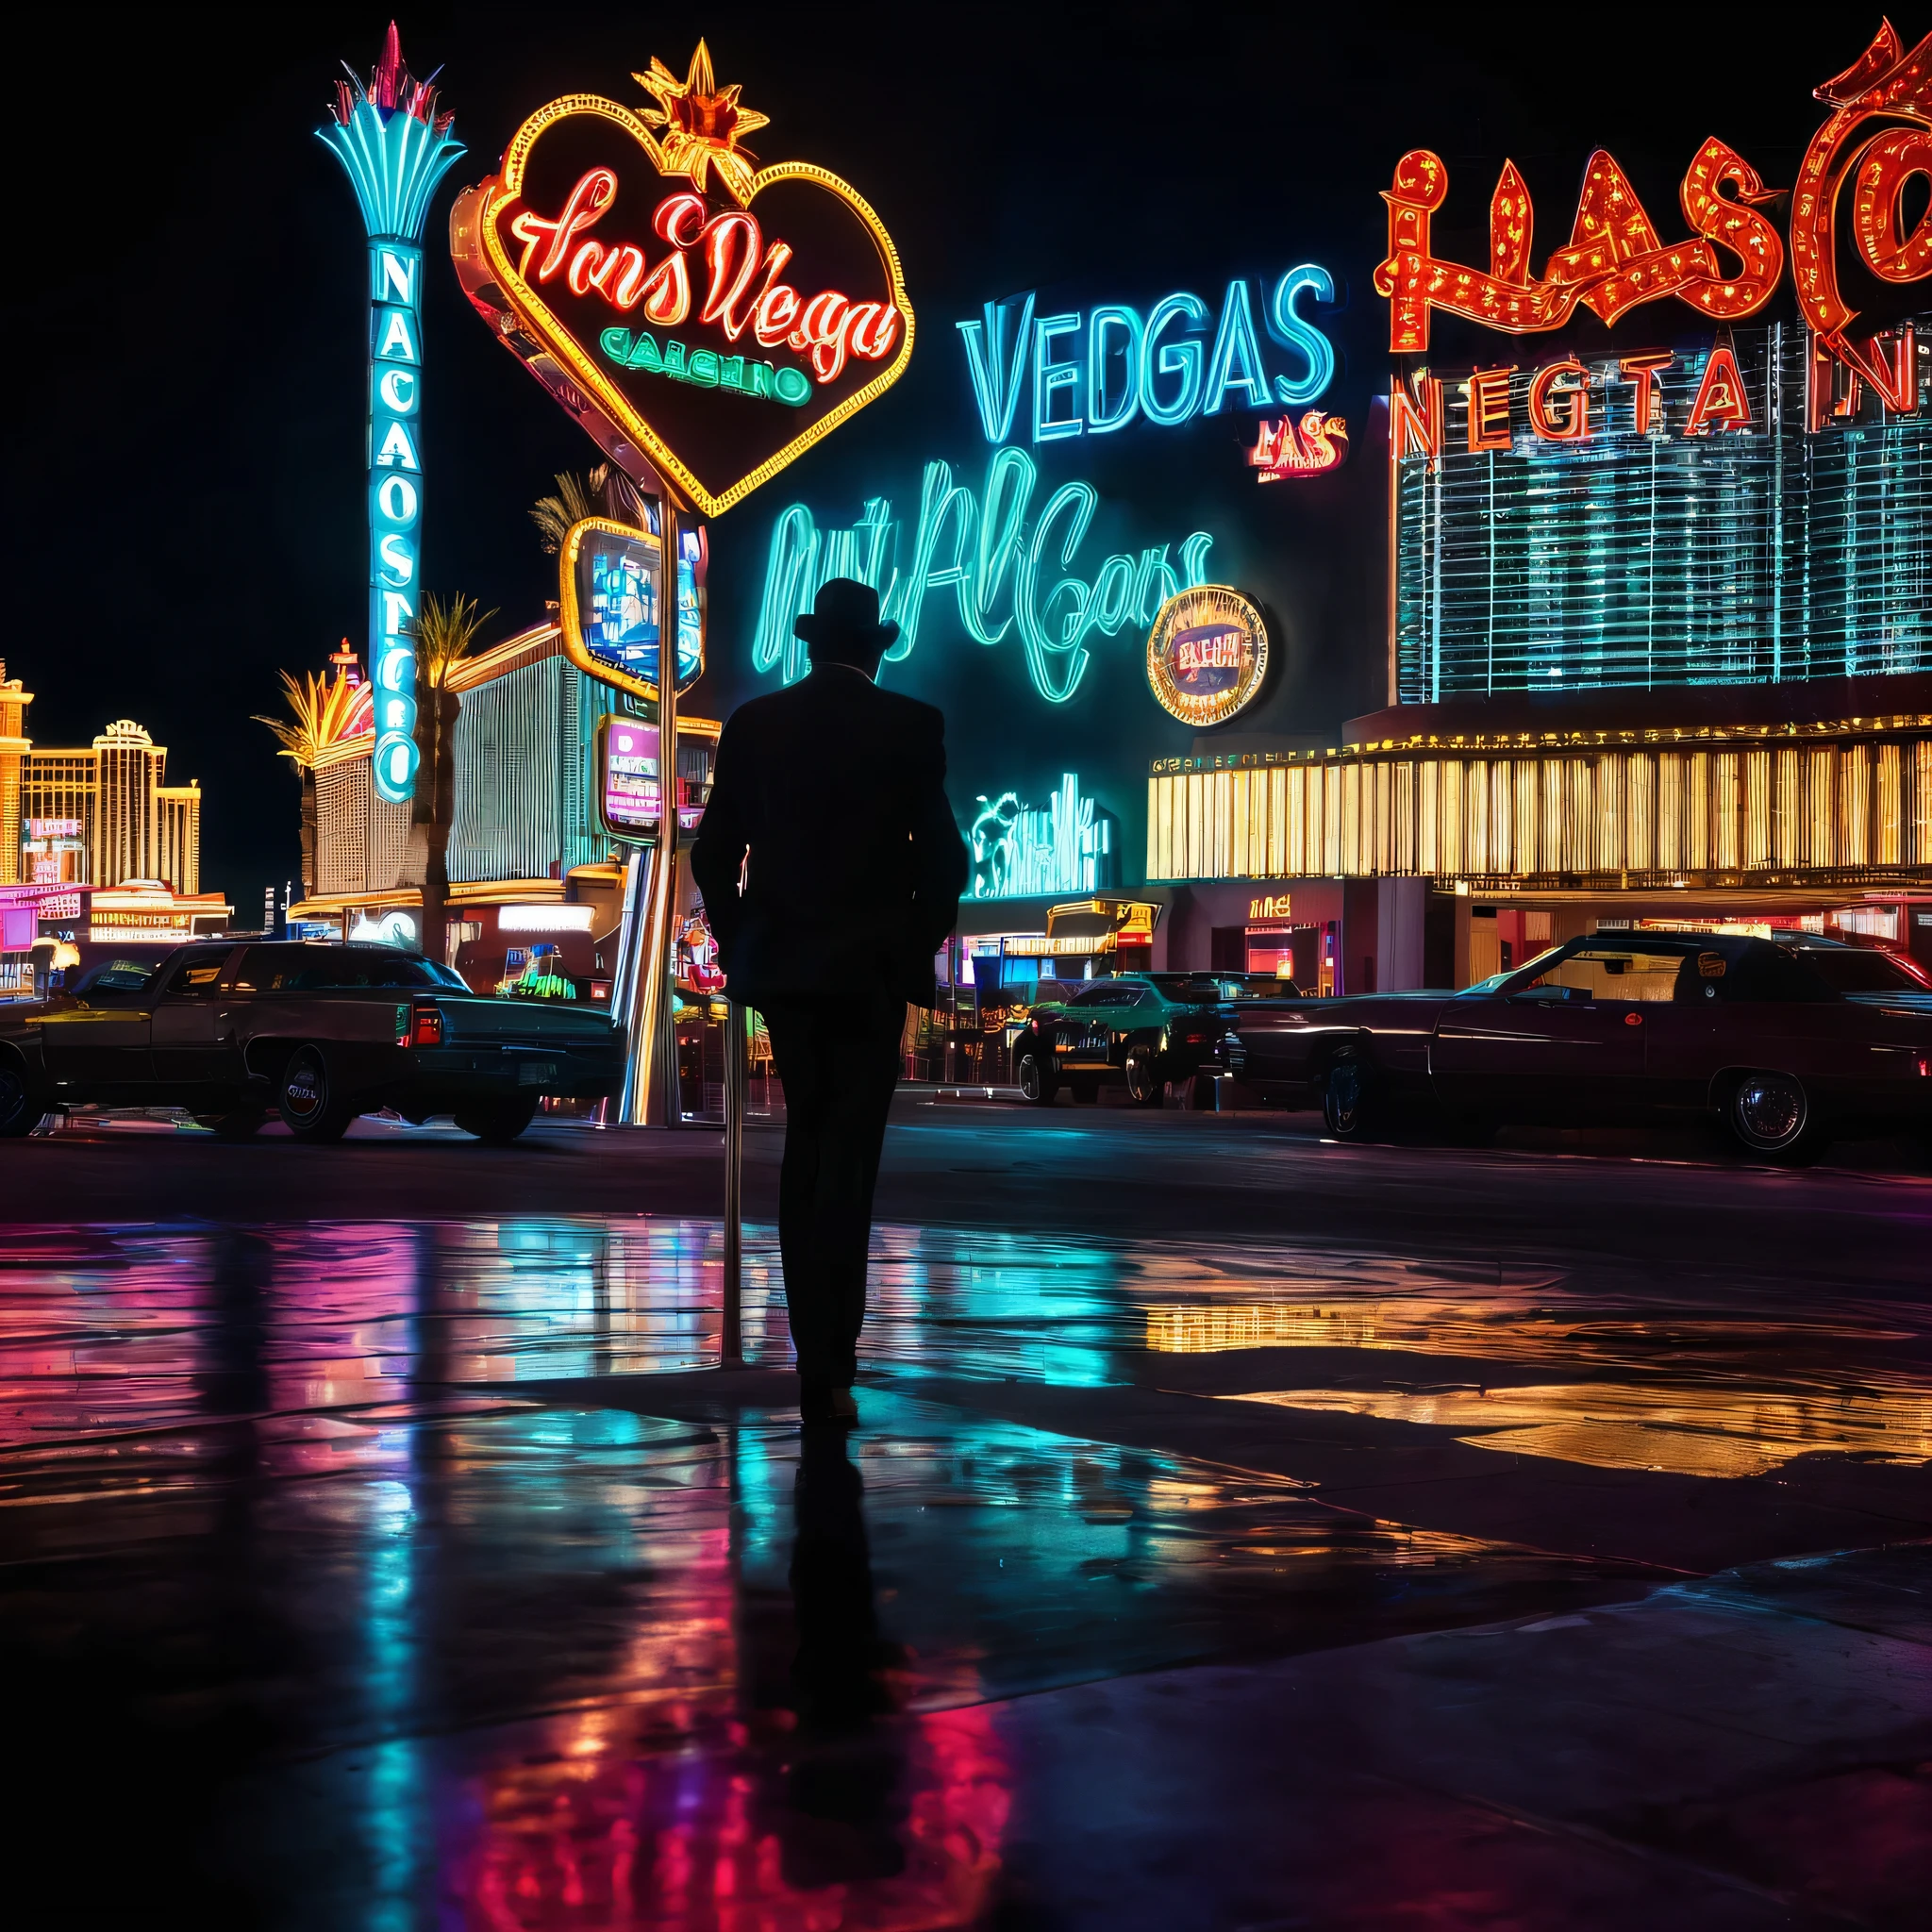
1145, 586, 1269, 725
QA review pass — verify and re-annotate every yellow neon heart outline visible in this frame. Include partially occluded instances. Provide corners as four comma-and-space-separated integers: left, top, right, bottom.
469, 94, 915, 519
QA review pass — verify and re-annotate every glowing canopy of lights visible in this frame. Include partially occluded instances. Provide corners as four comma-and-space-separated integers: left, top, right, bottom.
1392, 321, 1932, 701
318, 25, 465, 805
1373, 23, 1932, 400
958, 268, 1339, 445
970, 774, 1116, 899
449, 42, 915, 517
751, 448, 1215, 703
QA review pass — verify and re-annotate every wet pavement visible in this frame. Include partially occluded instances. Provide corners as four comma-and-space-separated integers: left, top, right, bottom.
3, 1109, 1929, 1925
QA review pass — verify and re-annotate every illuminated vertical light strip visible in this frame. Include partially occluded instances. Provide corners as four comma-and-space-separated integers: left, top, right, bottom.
317, 25, 464, 804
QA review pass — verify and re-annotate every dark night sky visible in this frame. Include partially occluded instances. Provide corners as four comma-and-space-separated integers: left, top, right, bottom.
5, 5, 1894, 918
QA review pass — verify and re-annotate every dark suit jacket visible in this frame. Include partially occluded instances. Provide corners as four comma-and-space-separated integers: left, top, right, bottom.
689, 665, 970, 1008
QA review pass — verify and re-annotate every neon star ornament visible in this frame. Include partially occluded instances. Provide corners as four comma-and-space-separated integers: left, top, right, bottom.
634, 42, 771, 204
450, 45, 915, 518
318, 24, 464, 805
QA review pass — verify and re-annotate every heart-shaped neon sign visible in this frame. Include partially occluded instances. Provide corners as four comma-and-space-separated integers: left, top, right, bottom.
451, 45, 915, 517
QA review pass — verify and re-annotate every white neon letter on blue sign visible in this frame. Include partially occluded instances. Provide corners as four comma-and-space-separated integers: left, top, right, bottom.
1269, 264, 1339, 406
1031, 312, 1084, 443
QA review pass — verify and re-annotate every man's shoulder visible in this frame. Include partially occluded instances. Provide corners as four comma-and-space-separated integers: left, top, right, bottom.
725, 675, 943, 741
864, 681, 944, 737
718, 684, 807, 743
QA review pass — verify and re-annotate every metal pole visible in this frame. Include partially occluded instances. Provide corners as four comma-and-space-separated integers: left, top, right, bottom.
627, 494, 682, 1127
608, 845, 647, 1126
652, 494, 683, 1126
721, 1000, 746, 1367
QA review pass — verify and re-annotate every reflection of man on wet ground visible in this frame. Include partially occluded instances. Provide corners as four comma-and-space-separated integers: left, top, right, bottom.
691, 577, 968, 1426
773, 1425, 907, 1885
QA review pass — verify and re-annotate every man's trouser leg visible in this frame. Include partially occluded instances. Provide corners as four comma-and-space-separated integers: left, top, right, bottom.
761, 989, 906, 1389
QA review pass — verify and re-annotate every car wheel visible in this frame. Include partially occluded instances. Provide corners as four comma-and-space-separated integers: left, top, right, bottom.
1726, 1071, 1826, 1165
1015, 1041, 1058, 1106
192, 1108, 266, 1141
0, 1058, 50, 1139
276, 1045, 355, 1143
454, 1095, 541, 1144
1124, 1044, 1165, 1108
1322, 1047, 1385, 1141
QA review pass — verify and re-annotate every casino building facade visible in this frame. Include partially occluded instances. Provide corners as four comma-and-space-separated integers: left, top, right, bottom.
1141, 313, 1932, 992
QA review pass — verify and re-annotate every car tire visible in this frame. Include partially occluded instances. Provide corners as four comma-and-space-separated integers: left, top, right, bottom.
0, 1057, 50, 1139
1124, 1044, 1165, 1108
1322, 1047, 1386, 1141
1015, 1041, 1058, 1106
276, 1045, 356, 1144
1725, 1071, 1827, 1165
192, 1108, 266, 1141
454, 1095, 541, 1144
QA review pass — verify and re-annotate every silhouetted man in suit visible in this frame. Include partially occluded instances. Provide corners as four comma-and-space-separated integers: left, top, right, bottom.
691, 578, 969, 1425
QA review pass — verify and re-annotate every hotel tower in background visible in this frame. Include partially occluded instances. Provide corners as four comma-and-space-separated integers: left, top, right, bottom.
0, 659, 214, 896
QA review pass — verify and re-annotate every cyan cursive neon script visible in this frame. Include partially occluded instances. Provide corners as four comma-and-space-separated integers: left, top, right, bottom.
751, 447, 1214, 703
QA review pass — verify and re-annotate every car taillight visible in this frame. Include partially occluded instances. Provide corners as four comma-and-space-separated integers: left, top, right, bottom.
1180, 1030, 1209, 1045
411, 1005, 443, 1047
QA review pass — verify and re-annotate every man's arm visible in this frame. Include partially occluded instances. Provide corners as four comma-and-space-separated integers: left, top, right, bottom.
688, 715, 750, 950
908, 713, 970, 952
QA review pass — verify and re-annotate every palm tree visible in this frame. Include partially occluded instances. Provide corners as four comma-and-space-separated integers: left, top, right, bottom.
255, 668, 363, 902
411, 592, 495, 963
529, 463, 647, 552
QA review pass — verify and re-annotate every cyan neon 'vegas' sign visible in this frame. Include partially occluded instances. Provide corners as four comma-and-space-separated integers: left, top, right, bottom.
752, 447, 1212, 702
958, 269, 1339, 444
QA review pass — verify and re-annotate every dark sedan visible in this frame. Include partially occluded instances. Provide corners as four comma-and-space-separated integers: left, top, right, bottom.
1013, 971, 1296, 1106
1224, 931, 1932, 1163
0, 941, 624, 1143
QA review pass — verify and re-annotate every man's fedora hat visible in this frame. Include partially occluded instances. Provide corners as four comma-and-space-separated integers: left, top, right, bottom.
793, 576, 900, 655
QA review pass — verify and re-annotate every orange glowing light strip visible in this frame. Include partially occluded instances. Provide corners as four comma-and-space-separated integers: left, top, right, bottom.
465, 93, 915, 519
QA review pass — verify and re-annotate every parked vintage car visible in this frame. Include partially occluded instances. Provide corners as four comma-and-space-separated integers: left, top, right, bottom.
1012, 971, 1297, 1106
0, 941, 625, 1143
1223, 931, 1932, 1163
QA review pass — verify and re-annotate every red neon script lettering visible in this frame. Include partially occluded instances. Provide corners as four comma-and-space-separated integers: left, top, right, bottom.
508, 173, 899, 384
1374, 140, 1785, 349
510, 168, 617, 280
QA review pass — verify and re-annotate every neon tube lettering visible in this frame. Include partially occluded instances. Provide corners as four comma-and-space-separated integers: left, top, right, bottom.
752, 447, 1216, 702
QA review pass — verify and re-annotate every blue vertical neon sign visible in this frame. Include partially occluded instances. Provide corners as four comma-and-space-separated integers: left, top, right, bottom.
317, 25, 463, 803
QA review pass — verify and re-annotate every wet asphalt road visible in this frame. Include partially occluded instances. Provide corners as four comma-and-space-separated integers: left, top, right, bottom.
2, 1100, 1928, 1926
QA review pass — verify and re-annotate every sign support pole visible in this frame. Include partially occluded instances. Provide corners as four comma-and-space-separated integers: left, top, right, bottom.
658, 495, 683, 1128
721, 1001, 746, 1366
622, 492, 683, 1127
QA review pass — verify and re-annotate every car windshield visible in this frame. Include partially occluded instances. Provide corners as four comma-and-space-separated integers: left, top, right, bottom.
1798, 946, 1931, 993
72, 957, 162, 995
1459, 944, 1566, 996
1151, 973, 1295, 1003
236, 946, 461, 991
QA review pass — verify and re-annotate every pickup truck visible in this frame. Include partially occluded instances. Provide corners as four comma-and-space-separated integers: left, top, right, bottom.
0, 941, 624, 1143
